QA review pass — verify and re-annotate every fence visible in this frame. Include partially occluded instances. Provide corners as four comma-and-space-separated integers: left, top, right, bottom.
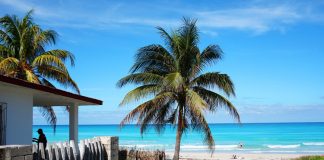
0, 136, 166, 160
33, 137, 118, 160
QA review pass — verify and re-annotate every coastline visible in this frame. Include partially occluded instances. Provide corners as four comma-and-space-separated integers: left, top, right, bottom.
165, 152, 312, 160
33, 123, 324, 156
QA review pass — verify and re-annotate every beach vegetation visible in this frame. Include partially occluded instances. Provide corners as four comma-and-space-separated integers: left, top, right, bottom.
117, 18, 240, 160
294, 156, 324, 160
119, 147, 165, 160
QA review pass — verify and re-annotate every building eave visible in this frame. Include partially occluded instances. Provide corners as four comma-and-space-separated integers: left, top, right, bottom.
0, 75, 103, 105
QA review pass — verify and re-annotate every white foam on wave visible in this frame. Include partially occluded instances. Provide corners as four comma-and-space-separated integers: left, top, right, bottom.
181, 145, 206, 149
121, 144, 165, 148
216, 145, 240, 149
252, 151, 297, 153
181, 144, 239, 150
303, 142, 324, 146
266, 144, 300, 149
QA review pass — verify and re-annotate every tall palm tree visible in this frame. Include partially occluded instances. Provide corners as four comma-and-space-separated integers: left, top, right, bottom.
117, 18, 240, 160
0, 10, 79, 131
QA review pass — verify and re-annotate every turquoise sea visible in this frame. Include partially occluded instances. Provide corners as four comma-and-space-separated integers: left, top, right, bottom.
33, 122, 324, 154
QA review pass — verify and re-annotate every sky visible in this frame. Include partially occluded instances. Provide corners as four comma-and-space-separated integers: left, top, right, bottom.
0, 0, 324, 124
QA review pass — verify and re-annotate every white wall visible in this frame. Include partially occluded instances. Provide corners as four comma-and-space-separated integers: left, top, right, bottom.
0, 86, 33, 145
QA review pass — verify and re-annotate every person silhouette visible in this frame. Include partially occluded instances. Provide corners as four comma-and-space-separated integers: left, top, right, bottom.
33, 129, 47, 149
238, 142, 243, 148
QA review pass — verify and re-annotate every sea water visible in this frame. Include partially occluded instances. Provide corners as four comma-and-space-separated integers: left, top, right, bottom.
33, 122, 324, 154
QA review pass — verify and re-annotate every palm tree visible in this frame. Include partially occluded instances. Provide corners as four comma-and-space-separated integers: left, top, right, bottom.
117, 18, 240, 160
0, 10, 79, 131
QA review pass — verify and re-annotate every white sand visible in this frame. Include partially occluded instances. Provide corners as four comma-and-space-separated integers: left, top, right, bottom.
165, 152, 312, 160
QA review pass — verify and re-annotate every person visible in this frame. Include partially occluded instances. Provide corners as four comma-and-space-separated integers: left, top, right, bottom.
238, 142, 243, 148
33, 129, 47, 149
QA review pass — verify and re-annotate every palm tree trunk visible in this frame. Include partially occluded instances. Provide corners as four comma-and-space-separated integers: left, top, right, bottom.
173, 107, 183, 160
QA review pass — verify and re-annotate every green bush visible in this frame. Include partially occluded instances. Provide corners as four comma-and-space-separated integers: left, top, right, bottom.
294, 156, 324, 160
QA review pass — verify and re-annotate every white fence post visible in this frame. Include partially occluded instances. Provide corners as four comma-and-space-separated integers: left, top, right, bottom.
32, 136, 118, 160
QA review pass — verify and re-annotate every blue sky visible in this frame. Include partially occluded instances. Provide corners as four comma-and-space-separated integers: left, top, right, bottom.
0, 0, 324, 124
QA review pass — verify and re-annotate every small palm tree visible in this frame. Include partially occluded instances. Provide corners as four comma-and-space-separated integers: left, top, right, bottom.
0, 10, 79, 130
117, 18, 240, 160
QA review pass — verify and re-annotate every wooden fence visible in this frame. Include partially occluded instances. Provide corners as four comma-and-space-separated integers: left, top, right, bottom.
33, 137, 106, 160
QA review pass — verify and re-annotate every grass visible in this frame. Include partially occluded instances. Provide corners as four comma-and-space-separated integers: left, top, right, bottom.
294, 156, 324, 160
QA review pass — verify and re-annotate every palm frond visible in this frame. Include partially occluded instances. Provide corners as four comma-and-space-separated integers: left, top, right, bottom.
179, 18, 199, 52
187, 106, 215, 151
41, 49, 75, 66
193, 86, 240, 122
39, 77, 56, 88
131, 44, 175, 73
156, 26, 177, 53
120, 84, 160, 106
0, 45, 12, 57
200, 45, 223, 66
39, 106, 57, 133
37, 65, 80, 94
20, 10, 34, 30
137, 92, 174, 134
32, 54, 68, 71
0, 57, 19, 74
186, 89, 208, 112
120, 92, 174, 127
0, 30, 13, 47
191, 72, 235, 96
0, 14, 20, 44
32, 28, 57, 47
117, 73, 163, 87
162, 72, 184, 91
25, 69, 40, 84
190, 45, 223, 77
153, 101, 175, 133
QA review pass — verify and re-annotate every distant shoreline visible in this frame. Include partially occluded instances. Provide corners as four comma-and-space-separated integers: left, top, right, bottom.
164, 152, 316, 160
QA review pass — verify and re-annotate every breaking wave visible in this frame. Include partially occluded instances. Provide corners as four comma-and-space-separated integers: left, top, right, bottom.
266, 144, 300, 149
302, 142, 324, 146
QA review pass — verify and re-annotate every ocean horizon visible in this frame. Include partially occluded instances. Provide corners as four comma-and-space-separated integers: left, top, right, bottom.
33, 122, 324, 154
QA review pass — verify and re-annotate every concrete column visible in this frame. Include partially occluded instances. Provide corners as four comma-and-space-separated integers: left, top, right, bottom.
98, 136, 119, 160
69, 104, 78, 142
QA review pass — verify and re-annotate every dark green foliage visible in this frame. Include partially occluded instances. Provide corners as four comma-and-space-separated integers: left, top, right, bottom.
294, 156, 324, 160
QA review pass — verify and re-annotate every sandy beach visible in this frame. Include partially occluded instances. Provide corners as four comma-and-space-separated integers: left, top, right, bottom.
165, 152, 310, 160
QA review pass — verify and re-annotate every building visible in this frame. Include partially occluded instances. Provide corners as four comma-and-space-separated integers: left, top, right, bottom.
0, 75, 102, 145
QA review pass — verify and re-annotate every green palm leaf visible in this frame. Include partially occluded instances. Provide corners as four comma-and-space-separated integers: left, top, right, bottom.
119, 84, 160, 106
0, 57, 19, 74
191, 72, 236, 96
193, 86, 240, 122
117, 72, 163, 87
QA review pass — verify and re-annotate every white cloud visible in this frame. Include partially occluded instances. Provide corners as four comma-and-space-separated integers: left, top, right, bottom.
239, 103, 324, 115
0, 0, 322, 34
200, 30, 219, 37
194, 4, 312, 33
0, 0, 61, 18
